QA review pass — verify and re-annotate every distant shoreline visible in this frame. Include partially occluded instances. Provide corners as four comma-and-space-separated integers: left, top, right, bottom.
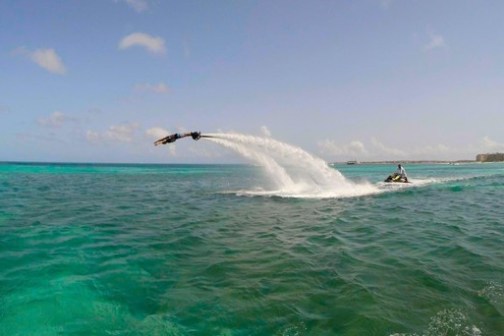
333, 160, 477, 165
4, 160, 503, 166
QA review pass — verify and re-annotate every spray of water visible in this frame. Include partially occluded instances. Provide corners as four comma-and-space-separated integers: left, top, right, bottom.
204, 133, 379, 198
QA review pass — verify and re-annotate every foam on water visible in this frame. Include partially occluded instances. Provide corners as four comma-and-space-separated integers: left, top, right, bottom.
205, 133, 378, 198
478, 281, 504, 315
390, 309, 482, 336
376, 177, 441, 191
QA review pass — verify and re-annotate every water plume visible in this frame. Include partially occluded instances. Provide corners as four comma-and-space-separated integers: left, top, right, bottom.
205, 133, 378, 198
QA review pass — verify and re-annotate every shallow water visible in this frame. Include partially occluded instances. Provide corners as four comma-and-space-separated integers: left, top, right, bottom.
1, 162, 503, 335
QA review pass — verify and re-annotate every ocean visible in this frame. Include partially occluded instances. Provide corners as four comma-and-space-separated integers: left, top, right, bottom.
1, 137, 503, 335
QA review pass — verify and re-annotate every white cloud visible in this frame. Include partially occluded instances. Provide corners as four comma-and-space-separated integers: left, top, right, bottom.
134, 82, 169, 94
106, 123, 139, 142
86, 130, 101, 143
87, 122, 140, 144
425, 34, 446, 51
146, 127, 169, 139
480, 136, 504, 152
317, 136, 499, 161
318, 139, 368, 157
414, 144, 451, 156
31, 49, 67, 74
119, 33, 166, 54
318, 137, 414, 160
370, 137, 407, 157
260, 126, 271, 137
115, 0, 149, 12
14, 47, 67, 75
38, 111, 67, 128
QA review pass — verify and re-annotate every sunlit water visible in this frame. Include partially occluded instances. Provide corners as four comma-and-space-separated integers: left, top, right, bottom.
1, 161, 503, 335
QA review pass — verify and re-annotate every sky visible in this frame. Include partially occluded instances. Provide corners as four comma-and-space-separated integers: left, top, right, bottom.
1, 0, 504, 163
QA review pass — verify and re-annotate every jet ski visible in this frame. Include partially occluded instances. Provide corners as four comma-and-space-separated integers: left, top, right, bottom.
384, 173, 409, 183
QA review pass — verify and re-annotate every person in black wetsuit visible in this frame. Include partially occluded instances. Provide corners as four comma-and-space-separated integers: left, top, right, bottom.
154, 131, 201, 145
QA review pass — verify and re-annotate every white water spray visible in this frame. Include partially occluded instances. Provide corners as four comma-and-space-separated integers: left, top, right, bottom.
205, 133, 378, 198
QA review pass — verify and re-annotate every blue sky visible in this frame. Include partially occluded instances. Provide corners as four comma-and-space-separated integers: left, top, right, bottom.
1, 0, 503, 163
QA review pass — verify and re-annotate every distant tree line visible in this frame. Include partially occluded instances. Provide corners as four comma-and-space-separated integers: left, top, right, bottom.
476, 153, 504, 162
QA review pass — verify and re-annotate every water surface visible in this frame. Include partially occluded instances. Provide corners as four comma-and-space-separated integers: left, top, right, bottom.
1, 162, 503, 335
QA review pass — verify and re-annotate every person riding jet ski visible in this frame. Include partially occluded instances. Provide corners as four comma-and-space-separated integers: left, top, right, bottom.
384, 164, 409, 183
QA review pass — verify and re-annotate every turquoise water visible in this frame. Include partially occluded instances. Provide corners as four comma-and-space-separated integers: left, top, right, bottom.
1, 161, 503, 335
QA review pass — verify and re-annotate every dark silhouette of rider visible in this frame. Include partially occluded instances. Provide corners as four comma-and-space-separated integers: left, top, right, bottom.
154, 132, 201, 145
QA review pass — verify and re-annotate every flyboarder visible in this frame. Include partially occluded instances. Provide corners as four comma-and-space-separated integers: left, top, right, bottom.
154, 131, 201, 146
